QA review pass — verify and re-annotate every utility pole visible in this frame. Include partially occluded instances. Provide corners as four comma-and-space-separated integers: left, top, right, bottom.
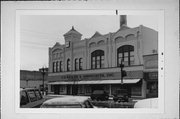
119, 59, 127, 84
39, 67, 48, 95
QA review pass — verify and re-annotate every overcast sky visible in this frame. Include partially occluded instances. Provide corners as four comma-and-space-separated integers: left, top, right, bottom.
20, 15, 158, 71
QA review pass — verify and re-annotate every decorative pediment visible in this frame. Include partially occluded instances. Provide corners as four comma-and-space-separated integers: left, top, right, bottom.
91, 31, 102, 38
63, 26, 82, 36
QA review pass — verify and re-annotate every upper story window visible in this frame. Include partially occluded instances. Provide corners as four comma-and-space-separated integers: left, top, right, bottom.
91, 50, 104, 69
67, 59, 71, 71
74, 58, 83, 71
75, 58, 78, 71
56, 61, 59, 72
79, 58, 83, 70
59, 61, 63, 72
117, 45, 134, 66
53, 62, 56, 73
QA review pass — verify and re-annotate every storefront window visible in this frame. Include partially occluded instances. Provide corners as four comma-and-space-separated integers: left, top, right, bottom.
60, 86, 65, 93
86, 86, 91, 94
78, 85, 84, 94
131, 86, 141, 96
147, 82, 158, 94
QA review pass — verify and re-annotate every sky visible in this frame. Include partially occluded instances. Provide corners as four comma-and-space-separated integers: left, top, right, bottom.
20, 15, 158, 71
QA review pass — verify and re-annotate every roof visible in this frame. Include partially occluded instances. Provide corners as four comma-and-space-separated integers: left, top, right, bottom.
63, 26, 82, 36
91, 31, 102, 38
42, 96, 90, 106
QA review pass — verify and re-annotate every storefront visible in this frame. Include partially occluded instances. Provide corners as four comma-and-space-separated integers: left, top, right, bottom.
143, 54, 158, 98
144, 72, 158, 98
48, 70, 145, 98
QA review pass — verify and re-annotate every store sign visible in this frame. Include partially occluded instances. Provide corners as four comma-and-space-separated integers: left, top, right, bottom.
58, 71, 143, 81
61, 73, 114, 80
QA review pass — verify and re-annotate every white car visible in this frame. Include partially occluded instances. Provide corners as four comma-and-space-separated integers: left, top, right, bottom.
134, 98, 158, 108
41, 96, 96, 108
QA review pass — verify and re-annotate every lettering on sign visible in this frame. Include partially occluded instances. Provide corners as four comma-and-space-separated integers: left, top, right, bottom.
61, 73, 114, 80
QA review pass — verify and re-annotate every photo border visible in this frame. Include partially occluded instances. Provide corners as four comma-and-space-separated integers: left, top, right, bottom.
15, 9, 164, 114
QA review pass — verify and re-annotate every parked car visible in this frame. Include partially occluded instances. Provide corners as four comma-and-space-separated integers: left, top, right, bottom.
40, 96, 95, 108
20, 88, 45, 108
134, 98, 158, 108
113, 89, 129, 102
90, 90, 109, 101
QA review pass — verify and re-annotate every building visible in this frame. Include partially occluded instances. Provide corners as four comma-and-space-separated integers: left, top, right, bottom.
47, 16, 158, 98
20, 69, 48, 89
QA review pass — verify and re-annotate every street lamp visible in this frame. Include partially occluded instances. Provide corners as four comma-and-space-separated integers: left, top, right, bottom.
119, 59, 127, 84
39, 67, 48, 95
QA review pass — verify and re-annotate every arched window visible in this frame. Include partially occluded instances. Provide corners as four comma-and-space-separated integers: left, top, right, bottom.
79, 58, 83, 70
117, 45, 134, 66
67, 59, 70, 71
75, 58, 78, 71
53, 62, 56, 72
59, 61, 63, 72
91, 50, 104, 69
56, 61, 59, 72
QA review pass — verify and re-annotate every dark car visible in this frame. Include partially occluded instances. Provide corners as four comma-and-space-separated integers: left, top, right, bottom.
113, 89, 129, 102
20, 88, 45, 108
41, 96, 96, 108
90, 90, 109, 101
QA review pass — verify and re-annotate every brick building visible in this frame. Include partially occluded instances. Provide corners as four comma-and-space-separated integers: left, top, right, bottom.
47, 16, 158, 98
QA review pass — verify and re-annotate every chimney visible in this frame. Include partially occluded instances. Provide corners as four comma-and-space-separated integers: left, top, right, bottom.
120, 15, 127, 28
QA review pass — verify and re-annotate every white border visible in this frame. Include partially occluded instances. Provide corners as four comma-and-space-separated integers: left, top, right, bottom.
15, 10, 164, 114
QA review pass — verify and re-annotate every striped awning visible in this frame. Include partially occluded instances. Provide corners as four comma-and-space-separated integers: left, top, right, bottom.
48, 79, 141, 85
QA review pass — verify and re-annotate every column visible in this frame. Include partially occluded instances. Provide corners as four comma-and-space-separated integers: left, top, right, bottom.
141, 79, 147, 98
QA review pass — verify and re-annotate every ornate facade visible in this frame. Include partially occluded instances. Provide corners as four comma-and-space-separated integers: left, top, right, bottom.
47, 16, 158, 98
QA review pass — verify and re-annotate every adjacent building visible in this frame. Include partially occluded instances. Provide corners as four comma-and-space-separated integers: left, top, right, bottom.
20, 69, 48, 89
47, 16, 158, 98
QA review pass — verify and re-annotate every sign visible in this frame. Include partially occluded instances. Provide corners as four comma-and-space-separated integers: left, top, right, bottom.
61, 73, 114, 80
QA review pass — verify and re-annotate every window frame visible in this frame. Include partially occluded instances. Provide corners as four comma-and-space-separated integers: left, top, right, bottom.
91, 50, 104, 69
117, 45, 134, 66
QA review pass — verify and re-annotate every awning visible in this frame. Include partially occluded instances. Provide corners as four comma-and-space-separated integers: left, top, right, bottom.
48, 79, 141, 85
